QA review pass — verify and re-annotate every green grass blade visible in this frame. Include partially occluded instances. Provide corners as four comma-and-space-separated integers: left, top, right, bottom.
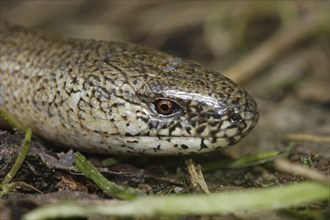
23, 181, 329, 220
0, 128, 32, 197
74, 152, 142, 200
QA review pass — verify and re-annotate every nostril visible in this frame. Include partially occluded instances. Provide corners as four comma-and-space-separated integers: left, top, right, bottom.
230, 112, 242, 123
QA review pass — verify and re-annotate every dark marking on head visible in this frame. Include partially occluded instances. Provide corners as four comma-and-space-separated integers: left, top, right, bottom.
191, 120, 197, 127
132, 79, 138, 85
94, 86, 111, 100
196, 125, 206, 134
200, 138, 208, 149
148, 120, 159, 129
228, 137, 236, 145
181, 144, 189, 149
185, 127, 192, 134
209, 121, 219, 127
137, 116, 149, 123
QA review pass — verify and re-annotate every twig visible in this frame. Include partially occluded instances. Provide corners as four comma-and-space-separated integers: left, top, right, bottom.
223, 11, 328, 84
286, 134, 330, 144
274, 158, 330, 185
184, 158, 209, 193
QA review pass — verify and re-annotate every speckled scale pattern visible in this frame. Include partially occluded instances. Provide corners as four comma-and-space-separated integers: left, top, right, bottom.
0, 21, 258, 155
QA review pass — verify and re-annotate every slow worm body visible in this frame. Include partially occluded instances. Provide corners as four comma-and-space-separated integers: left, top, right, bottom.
0, 21, 258, 155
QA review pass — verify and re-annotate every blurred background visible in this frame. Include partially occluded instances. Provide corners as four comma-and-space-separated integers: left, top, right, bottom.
1, 1, 329, 158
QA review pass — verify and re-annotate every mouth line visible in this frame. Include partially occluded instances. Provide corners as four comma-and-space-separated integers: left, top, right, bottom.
119, 135, 231, 140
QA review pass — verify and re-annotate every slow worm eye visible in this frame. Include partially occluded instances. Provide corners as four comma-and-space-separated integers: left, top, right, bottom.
154, 99, 180, 115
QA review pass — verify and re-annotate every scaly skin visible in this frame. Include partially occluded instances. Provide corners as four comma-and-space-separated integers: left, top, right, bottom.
0, 21, 258, 155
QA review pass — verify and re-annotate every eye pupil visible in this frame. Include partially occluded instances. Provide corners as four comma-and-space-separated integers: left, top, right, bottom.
160, 104, 169, 112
